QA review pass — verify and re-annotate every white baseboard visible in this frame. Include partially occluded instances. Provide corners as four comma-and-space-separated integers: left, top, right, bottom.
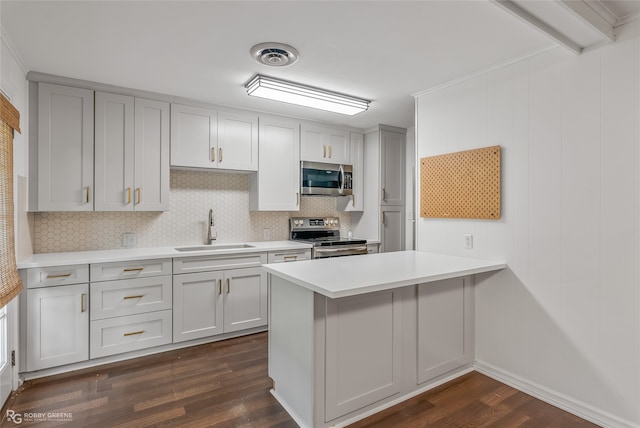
474, 360, 639, 428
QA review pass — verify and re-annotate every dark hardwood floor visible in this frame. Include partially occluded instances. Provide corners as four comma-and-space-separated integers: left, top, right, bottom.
0, 332, 599, 427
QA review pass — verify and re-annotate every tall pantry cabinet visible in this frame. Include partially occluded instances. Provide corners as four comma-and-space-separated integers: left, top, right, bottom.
351, 125, 407, 253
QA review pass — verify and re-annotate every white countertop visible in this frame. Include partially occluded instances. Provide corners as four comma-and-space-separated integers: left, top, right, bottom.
263, 250, 506, 298
17, 241, 312, 268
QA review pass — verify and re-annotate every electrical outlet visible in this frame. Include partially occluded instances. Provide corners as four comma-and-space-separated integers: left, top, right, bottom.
263, 228, 271, 241
122, 233, 137, 248
464, 234, 473, 249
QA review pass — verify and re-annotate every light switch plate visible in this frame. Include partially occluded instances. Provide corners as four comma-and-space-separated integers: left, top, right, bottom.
464, 234, 473, 249
122, 233, 137, 248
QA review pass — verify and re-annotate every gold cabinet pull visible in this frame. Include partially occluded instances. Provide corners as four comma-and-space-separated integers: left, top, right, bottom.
226, 278, 230, 294
284, 255, 298, 261
136, 188, 141, 204
85, 186, 90, 203
382, 212, 386, 224
218, 279, 222, 295
123, 295, 144, 300
382, 188, 386, 202
328, 145, 332, 158
46, 273, 72, 279
219, 148, 223, 162
80, 294, 87, 313
126, 187, 131, 204
123, 331, 144, 337
123, 267, 144, 272
211, 147, 216, 162
323, 145, 326, 158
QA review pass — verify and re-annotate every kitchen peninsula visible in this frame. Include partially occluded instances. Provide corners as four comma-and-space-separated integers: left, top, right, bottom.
263, 250, 506, 428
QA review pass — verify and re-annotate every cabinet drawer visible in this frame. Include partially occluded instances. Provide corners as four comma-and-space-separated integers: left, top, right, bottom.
25, 265, 89, 289
90, 259, 172, 282
173, 252, 267, 274
90, 276, 172, 320
267, 249, 311, 263
90, 310, 172, 359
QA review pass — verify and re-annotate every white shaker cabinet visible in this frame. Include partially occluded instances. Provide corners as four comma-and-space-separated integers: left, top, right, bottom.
249, 116, 300, 211
170, 104, 258, 171
337, 132, 364, 211
35, 83, 94, 211
170, 104, 217, 169
217, 111, 258, 171
300, 124, 350, 164
173, 271, 225, 342
95, 93, 170, 211
380, 129, 406, 206
223, 267, 267, 333
380, 205, 405, 253
26, 283, 89, 371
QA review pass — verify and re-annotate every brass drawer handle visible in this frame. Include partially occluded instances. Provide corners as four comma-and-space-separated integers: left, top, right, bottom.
81, 294, 87, 312
211, 147, 216, 162
283, 255, 298, 261
123, 331, 144, 337
126, 187, 131, 204
218, 279, 222, 295
227, 278, 230, 294
123, 295, 144, 300
323, 145, 326, 158
219, 147, 223, 162
46, 273, 72, 279
136, 188, 141, 205
123, 267, 144, 272
85, 186, 90, 203
328, 145, 332, 158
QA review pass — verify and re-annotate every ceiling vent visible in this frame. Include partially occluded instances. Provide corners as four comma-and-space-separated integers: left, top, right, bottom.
251, 43, 299, 67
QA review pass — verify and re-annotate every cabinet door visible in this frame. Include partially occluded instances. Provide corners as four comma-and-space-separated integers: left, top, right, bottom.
26, 283, 89, 371
173, 271, 224, 342
134, 98, 170, 211
300, 125, 350, 164
300, 124, 325, 162
217, 111, 258, 171
170, 104, 217, 169
223, 267, 267, 333
249, 117, 300, 211
417, 277, 472, 384
380, 130, 405, 206
380, 206, 405, 253
37, 83, 94, 211
325, 289, 402, 422
325, 128, 350, 164
337, 132, 363, 211
94, 92, 135, 211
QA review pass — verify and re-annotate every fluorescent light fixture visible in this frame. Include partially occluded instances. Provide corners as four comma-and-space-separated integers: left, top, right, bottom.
245, 75, 370, 115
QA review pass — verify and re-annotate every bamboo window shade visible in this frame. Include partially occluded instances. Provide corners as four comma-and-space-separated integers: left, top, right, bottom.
420, 145, 501, 220
0, 93, 23, 307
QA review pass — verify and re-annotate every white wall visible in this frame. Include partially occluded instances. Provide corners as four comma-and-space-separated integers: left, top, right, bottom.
415, 21, 640, 428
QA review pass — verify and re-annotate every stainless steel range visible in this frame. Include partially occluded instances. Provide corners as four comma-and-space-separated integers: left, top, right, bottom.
290, 217, 368, 259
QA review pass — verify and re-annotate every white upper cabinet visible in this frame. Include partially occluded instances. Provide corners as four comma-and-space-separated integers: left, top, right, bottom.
170, 104, 258, 171
380, 129, 406, 206
134, 98, 170, 211
300, 124, 350, 164
170, 104, 217, 169
337, 132, 364, 211
217, 111, 258, 171
95, 92, 169, 211
36, 83, 94, 211
249, 117, 300, 211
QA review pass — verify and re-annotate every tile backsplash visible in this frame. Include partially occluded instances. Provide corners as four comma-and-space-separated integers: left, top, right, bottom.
33, 170, 351, 253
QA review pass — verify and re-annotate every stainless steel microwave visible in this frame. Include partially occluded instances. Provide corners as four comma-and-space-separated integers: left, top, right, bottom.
300, 161, 353, 196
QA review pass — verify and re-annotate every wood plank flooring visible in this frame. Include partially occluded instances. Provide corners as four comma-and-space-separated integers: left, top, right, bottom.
0, 332, 599, 427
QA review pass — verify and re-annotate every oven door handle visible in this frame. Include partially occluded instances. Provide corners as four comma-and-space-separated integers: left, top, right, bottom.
314, 245, 368, 255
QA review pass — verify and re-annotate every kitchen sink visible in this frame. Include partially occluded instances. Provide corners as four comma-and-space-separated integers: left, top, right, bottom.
174, 244, 255, 252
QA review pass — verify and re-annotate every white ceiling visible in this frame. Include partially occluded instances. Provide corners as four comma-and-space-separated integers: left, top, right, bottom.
1, 1, 637, 130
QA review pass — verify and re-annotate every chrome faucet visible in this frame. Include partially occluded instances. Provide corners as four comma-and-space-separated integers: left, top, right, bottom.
207, 209, 217, 244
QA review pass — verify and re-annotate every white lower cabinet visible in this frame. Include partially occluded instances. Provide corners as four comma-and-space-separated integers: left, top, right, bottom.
173, 266, 267, 342
324, 289, 403, 421
26, 283, 89, 371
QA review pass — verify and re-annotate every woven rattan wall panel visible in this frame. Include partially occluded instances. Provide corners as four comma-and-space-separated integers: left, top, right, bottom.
420, 145, 501, 220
